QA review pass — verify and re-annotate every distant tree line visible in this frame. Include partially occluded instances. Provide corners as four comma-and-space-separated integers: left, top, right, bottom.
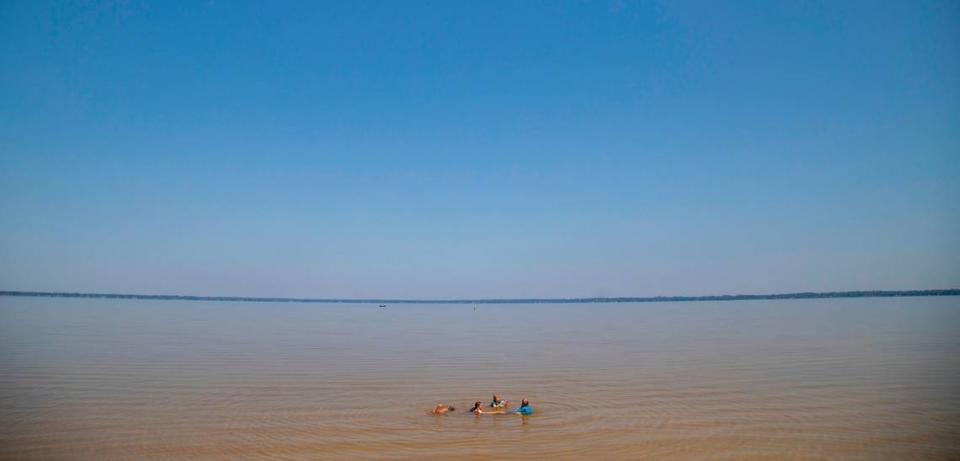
0, 289, 957, 305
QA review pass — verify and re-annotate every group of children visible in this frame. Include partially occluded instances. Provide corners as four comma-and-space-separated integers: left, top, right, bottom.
432, 394, 534, 416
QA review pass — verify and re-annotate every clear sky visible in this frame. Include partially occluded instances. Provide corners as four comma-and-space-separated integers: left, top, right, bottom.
1, 1, 957, 299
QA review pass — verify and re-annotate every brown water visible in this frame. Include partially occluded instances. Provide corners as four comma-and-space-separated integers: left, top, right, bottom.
1, 296, 958, 460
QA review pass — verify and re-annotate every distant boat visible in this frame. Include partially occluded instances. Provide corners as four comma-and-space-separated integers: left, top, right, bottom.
379, 304, 386, 308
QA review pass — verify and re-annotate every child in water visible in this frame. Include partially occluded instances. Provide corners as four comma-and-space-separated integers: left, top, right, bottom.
489, 394, 508, 408
469, 401, 485, 414
432, 404, 455, 415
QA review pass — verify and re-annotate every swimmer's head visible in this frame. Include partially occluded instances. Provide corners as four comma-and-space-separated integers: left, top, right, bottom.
448, 406, 455, 411
521, 399, 529, 407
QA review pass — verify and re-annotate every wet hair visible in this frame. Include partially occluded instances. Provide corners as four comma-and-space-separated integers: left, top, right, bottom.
448, 406, 455, 411
471, 401, 482, 411
520, 399, 529, 407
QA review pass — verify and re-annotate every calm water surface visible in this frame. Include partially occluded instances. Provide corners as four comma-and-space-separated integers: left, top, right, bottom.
1, 297, 958, 460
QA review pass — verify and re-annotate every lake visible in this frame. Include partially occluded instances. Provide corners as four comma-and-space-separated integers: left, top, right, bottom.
1, 296, 958, 460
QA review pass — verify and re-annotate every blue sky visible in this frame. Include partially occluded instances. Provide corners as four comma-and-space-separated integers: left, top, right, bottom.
1, 1, 957, 298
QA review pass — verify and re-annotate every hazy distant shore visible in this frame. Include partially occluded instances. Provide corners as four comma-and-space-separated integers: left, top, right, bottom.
1, 289, 957, 305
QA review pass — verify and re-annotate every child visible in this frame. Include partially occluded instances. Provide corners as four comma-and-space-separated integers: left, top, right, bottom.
489, 394, 508, 408
432, 404, 455, 415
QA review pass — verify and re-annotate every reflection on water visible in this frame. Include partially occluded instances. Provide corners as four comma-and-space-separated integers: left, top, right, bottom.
1, 297, 958, 460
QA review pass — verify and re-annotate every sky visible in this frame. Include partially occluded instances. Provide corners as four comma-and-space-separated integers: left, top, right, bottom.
0, 0, 957, 299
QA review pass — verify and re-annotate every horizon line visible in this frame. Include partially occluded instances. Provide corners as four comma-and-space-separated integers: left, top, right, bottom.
1, 289, 958, 305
